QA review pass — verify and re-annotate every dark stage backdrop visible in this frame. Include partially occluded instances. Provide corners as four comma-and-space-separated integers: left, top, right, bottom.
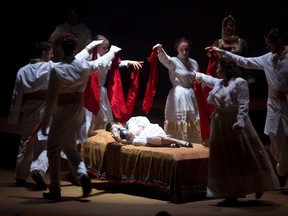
2, 0, 287, 116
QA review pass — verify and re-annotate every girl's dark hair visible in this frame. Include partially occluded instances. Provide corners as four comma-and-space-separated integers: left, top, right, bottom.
105, 121, 127, 131
61, 35, 78, 55
35, 42, 52, 57
174, 37, 192, 50
218, 58, 242, 80
95, 34, 108, 42
105, 121, 118, 131
264, 27, 287, 44
264, 28, 281, 43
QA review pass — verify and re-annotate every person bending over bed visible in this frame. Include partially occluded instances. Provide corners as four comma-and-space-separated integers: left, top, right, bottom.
105, 116, 193, 148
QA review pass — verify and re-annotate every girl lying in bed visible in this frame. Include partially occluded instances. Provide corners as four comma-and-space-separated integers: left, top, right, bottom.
105, 116, 193, 148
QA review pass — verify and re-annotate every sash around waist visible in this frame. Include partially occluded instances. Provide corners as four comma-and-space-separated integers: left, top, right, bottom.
58, 92, 83, 104
24, 90, 47, 100
24, 91, 83, 104
173, 84, 194, 89
268, 87, 288, 101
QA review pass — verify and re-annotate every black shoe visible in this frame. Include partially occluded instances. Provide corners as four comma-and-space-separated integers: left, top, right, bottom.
31, 170, 47, 190
185, 142, 193, 148
278, 173, 288, 187
43, 192, 62, 201
255, 192, 263, 199
14, 178, 27, 187
80, 174, 91, 198
171, 143, 180, 148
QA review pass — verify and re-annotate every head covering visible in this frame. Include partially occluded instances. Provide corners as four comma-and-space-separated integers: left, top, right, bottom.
221, 15, 238, 42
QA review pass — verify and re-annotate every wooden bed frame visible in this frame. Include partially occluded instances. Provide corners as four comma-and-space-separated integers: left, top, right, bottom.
81, 129, 209, 202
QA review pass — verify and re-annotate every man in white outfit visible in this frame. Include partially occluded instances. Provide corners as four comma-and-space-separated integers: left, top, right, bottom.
9, 37, 107, 190
41, 35, 121, 201
9, 42, 56, 190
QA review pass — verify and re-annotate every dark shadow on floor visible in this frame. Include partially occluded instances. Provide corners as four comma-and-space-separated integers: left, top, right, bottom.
91, 180, 207, 203
0, 132, 20, 170
210, 199, 282, 210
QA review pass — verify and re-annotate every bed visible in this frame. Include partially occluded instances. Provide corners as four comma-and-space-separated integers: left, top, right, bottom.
81, 129, 209, 202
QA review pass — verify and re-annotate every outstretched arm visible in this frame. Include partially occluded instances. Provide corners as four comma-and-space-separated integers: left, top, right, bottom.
205, 46, 227, 57
88, 45, 122, 70
120, 60, 144, 70
75, 40, 104, 60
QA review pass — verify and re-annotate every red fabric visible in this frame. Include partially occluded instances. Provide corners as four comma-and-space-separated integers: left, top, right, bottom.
142, 50, 158, 114
119, 66, 140, 123
194, 81, 210, 142
83, 47, 100, 116
92, 47, 98, 60
84, 72, 100, 116
205, 48, 219, 117
107, 54, 127, 120
206, 47, 219, 77
84, 48, 140, 121
194, 48, 219, 142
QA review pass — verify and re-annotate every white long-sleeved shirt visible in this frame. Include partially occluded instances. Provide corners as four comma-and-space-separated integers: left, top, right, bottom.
8, 60, 57, 125
223, 50, 288, 135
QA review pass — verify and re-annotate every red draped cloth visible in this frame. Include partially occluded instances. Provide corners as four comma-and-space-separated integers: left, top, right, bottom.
83, 48, 100, 116
108, 54, 141, 122
107, 54, 127, 120
142, 50, 158, 114
206, 48, 219, 77
119, 67, 140, 123
84, 48, 140, 122
194, 48, 219, 142
204, 48, 219, 117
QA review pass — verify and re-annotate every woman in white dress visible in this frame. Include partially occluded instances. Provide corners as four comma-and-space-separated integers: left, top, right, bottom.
152, 38, 202, 144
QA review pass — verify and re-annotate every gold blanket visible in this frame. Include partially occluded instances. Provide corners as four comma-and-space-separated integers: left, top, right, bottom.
81, 129, 209, 202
